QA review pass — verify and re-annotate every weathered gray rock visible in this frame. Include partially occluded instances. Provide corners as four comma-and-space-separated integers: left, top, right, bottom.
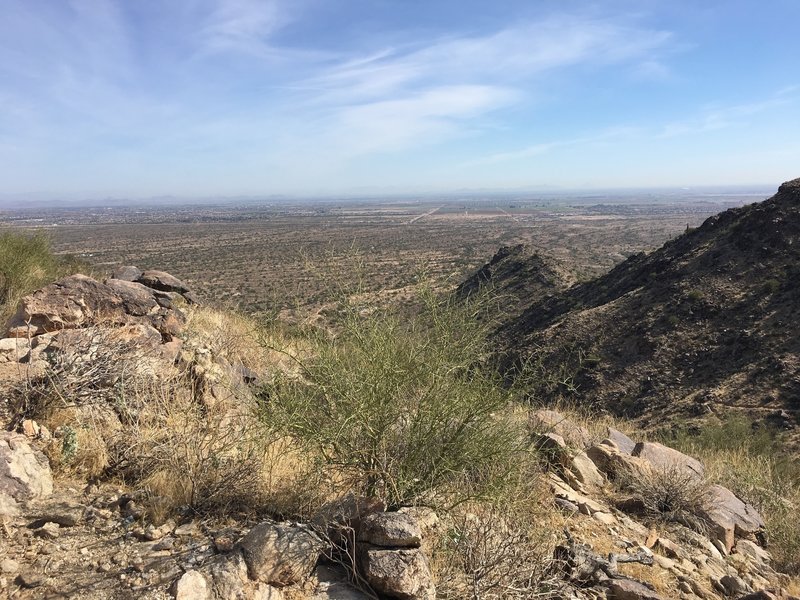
734, 539, 771, 565
632, 442, 705, 480
699, 485, 765, 552
238, 522, 323, 587
718, 574, 749, 597
6, 274, 126, 337
586, 440, 652, 482
206, 553, 248, 599
174, 570, 211, 600
530, 409, 591, 448
569, 451, 605, 489
138, 270, 190, 294
111, 265, 143, 282
104, 279, 159, 316
0, 337, 30, 362
360, 548, 435, 600
604, 577, 665, 600
607, 427, 636, 455
0, 432, 52, 515
359, 512, 422, 548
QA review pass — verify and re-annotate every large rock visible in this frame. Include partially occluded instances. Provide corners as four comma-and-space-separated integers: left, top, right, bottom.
606, 427, 636, 455
530, 409, 591, 448
632, 442, 705, 480
6, 274, 126, 337
360, 548, 435, 600
174, 570, 211, 600
111, 265, 143, 282
0, 337, 30, 362
104, 279, 159, 316
569, 451, 605, 490
138, 270, 190, 294
358, 512, 422, 548
237, 522, 323, 587
0, 432, 53, 516
604, 578, 665, 600
699, 485, 765, 552
586, 440, 652, 482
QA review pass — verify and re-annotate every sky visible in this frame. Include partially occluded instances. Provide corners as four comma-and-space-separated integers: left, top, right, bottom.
1, 0, 799, 199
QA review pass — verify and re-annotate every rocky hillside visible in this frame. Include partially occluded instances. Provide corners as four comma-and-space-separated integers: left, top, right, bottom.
480, 179, 800, 440
1, 261, 799, 599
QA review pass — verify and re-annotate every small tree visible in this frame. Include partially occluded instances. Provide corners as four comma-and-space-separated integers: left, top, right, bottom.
261, 291, 528, 509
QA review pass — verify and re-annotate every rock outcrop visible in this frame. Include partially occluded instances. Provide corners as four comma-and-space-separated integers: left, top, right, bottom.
0, 432, 53, 516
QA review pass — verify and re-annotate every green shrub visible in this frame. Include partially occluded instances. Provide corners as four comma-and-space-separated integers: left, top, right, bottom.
0, 231, 87, 320
260, 293, 528, 509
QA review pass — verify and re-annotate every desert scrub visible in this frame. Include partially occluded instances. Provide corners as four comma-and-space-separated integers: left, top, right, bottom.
0, 231, 87, 320
260, 291, 530, 510
664, 416, 800, 574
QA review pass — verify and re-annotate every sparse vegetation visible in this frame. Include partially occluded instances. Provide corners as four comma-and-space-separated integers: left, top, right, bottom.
664, 415, 800, 573
261, 291, 530, 510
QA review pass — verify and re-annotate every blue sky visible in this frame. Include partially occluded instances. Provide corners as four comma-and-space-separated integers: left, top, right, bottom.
1, 0, 798, 199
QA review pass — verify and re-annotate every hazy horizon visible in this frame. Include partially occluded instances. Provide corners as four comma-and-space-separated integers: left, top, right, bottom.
1, 1, 798, 200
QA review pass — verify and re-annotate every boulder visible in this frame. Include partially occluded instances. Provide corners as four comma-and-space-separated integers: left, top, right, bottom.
604, 578, 665, 600
358, 512, 422, 548
0, 432, 53, 515
6, 274, 126, 337
0, 337, 30, 362
606, 427, 636, 455
569, 451, 605, 489
111, 265, 143, 282
206, 553, 249, 599
586, 440, 652, 481
237, 522, 323, 587
530, 409, 591, 448
699, 485, 765, 552
104, 279, 159, 316
174, 570, 211, 600
360, 548, 435, 600
138, 270, 190, 294
631, 442, 704, 480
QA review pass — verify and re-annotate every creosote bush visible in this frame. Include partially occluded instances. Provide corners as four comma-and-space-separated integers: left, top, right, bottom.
261, 291, 529, 510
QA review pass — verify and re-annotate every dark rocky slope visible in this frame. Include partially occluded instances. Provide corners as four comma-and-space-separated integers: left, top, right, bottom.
479, 179, 800, 437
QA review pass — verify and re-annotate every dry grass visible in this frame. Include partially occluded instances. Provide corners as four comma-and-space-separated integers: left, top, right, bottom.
432, 474, 564, 600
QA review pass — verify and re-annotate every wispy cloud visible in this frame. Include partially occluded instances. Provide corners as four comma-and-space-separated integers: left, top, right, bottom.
196, 0, 298, 59
658, 89, 799, 138
463, 127, 640, 167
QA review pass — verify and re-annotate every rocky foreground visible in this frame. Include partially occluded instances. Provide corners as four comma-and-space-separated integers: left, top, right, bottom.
1, 268, 799, 599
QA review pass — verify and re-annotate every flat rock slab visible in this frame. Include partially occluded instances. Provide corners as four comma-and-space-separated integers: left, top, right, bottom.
699, 485, 765, 552
137, 270, 190, 294
1, 432, 53, 515
632, 442, 705, 480
605, 578, 665, 600
6, 274, 126, 337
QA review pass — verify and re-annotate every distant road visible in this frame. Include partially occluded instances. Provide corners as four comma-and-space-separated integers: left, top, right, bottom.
406, 206, 442, 225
